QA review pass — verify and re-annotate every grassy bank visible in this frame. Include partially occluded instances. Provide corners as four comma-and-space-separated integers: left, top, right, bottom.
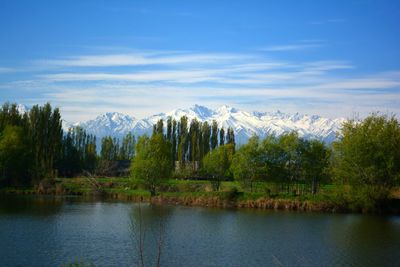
1, 177, 399, 213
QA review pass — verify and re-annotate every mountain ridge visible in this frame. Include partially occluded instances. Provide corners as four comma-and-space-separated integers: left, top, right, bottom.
69, 105, 346, 144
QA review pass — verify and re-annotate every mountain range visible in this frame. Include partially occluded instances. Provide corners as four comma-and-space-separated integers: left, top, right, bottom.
68, 105, 346, 144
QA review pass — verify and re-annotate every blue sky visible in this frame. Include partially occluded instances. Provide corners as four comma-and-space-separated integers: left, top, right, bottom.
0, 0, 400, 121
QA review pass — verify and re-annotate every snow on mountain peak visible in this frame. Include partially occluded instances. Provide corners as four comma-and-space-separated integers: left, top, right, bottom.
68, 105, 346, 144
191, 105, 215, 119
17, 104, 29, 114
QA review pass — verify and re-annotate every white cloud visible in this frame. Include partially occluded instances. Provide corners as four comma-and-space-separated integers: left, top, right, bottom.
2, 49, 400, 121
38, 52, 247, 67
0, 67, 16, 73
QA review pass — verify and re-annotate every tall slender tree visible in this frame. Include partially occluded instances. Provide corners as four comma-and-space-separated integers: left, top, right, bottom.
211, 120, 218, 150
219, 127, 225, 146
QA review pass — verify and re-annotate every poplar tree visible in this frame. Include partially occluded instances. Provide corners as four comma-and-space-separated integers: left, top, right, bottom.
211, 120, 218, 150
201, 121, 211, 158
219, 127, 225, 146
172, 119, 177, 163
166, 117, 172, 142
177, 116, 189, 163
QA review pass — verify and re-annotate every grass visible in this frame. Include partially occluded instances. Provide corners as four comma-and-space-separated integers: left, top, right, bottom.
3, 177, 398, 213
55, 177, 341, 202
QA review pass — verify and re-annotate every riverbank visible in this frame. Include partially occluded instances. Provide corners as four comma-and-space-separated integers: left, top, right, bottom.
1, 177, 399, 214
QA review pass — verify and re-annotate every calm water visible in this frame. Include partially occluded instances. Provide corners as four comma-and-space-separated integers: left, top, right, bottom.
0, 196, 399, 267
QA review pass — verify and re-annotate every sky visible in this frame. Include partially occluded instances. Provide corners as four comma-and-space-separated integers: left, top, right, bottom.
0, 0, 400, 122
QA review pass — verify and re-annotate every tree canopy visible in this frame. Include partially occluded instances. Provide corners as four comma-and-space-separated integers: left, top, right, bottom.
131, 134, 173, 196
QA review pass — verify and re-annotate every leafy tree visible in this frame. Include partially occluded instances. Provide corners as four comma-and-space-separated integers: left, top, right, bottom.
201, 121, 211, 159
301, 139, 331, 194
188, 119, 200, 163
100, 136, 119, 161
219, 127, 225, 146
333, 114, 400, 211
131, 134, 173, 196
28, 103, 63, 181
278, 132, 302, 190
119, 132, 136, 160
166, 117, 172, 142
211, 120, 218, 150
231, 136, 263, 191
171, 119, 177, 163
58, 126, 98, 177
155, 119, 164, 136
0, 103, 26, 131
226, 127, 235, 146
202, 144, 234, 191
0, 125, 31, 185
177, 116, 189, 163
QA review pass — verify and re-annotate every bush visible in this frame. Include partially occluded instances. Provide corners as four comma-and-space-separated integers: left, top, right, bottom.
225, 186, 242, 201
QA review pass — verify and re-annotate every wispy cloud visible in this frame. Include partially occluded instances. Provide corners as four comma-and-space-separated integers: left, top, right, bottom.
0, 67, 16, 73
37, 52, 247, 68
261, 40, 324, 52
2, 49, 400, 121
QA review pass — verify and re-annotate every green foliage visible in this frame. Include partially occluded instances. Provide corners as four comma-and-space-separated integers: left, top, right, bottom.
231, 133, 331, 195
301, 139, 331, 194
58, 127, 97, 177
202, 144, 234, 191
130, 134, 173, 196
226, 127, 235, 147
211, 120, 218, 150
333, 114, 400, 211
177, 116, 189, 163
0, 102, 63, 185
100, 136, 119, 161
219, 127, 225, 146
119, 132, 136, 160
0, 125, 31, 185
28, 103, 63, 181
231, 136, 265, 191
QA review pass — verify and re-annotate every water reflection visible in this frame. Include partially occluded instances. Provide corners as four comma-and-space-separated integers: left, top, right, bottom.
0, 195, 63, 216
0, 196, 399, 267
129, 203, 173, 267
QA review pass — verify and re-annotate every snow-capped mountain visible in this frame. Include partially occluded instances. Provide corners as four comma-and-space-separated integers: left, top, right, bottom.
16, 104, 29, 114
69, 105, 346, 144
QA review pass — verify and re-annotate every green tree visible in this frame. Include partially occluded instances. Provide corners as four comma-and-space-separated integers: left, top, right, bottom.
188, 119, 200, 163
100, 136, 118, 161
211, 120, 218, 150
28, 103, 63, 181
278, 132, 302, 191
202, 144, 234, 191
333, 114, 400, 211
177, 116, 189, 163
166, 117, 172, 142
119, 132, 136, 160
226, 127, 235, 146
201, 121, 211, 159
131, 134, 173, 196
301, 139, 331, 194
154, 119, 164, 136
219, 127, 225, 146
0, 125, 31, 186
257, 136, 288, 196
231, 136, 263, 191
172, 119, 177, 163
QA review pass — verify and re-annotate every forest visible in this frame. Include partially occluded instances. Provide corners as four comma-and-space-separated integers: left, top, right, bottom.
0, 102, 399, 212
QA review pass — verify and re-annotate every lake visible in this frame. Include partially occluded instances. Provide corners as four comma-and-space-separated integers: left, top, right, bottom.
0, 195, 399, 267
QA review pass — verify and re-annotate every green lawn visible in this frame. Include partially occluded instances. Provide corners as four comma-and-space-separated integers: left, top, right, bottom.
54, 176, 343, 202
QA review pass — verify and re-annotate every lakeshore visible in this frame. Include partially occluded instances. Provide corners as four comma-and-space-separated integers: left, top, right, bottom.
2, 177, 400, 214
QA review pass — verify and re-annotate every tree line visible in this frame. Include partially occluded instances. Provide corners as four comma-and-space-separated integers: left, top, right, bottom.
0, 103, 233, 185
1, 102, 399, 211
132, 114, 400, 211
